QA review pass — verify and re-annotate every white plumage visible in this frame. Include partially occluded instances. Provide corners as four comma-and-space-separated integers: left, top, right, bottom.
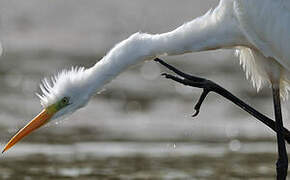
5, 2, 290, 176
4, 0, 290, 164
234, 0, 290, 99
36, 0, 290, 119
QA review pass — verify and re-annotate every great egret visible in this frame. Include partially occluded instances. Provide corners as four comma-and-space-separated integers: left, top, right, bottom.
3, 0, 290, 178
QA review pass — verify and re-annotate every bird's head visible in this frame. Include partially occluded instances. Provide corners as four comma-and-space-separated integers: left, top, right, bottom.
38, 66, 93, 120
3, 66, 94, 153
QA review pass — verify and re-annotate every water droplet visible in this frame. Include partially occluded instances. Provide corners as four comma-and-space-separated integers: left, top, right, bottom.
229, 139, 241, 152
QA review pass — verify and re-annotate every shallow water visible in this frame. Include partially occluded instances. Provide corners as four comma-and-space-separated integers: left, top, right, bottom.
0, 0, 289, 179
0, 142, 279, 179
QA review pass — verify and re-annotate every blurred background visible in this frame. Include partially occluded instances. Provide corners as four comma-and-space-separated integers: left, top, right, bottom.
0, 0, 287, 179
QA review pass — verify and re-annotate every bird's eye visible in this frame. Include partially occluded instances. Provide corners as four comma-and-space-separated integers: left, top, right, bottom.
61, 97, 70, 105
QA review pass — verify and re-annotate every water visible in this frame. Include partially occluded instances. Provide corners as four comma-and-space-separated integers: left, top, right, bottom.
0, 142, 278, 179
0, 0, 288, 179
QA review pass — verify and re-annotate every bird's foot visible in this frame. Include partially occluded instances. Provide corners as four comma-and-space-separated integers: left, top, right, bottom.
154, 57, 290, 144
155, 58, 216, 117
161, 72, 211, 117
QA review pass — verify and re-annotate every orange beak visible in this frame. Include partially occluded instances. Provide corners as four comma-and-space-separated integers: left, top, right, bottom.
2, 109, 53, 153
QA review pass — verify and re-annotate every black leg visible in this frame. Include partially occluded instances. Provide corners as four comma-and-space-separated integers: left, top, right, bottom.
272, 85, 288, 180
154, 58, 290, 143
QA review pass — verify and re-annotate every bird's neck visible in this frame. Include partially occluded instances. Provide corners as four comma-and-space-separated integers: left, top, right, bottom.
85, 4, 243, 94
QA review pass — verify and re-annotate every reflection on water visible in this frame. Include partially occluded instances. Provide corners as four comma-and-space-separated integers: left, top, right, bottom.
0, 142, 278, 179
0, 0, 289, 179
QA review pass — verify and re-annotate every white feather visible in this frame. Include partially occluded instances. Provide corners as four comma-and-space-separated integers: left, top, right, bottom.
37, 0, 290, 119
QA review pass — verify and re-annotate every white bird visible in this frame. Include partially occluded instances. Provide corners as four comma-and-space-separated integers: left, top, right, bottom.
3, 0, 290, 178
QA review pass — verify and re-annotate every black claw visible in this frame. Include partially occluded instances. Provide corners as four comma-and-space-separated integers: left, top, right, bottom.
161, 73, 172, 79
192, 110, 199, 117
156, 57, 290, 144
161, 72, 168, 77
192, 89, 210, 116
154, 58, 161, 62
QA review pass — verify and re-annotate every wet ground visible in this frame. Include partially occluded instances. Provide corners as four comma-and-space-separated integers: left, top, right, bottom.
0, 0, 289, 179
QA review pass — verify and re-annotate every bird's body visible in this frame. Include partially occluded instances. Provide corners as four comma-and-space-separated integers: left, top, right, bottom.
33, 0, 290, 108
3, 0, 290, 178
235, 0, 290, 96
